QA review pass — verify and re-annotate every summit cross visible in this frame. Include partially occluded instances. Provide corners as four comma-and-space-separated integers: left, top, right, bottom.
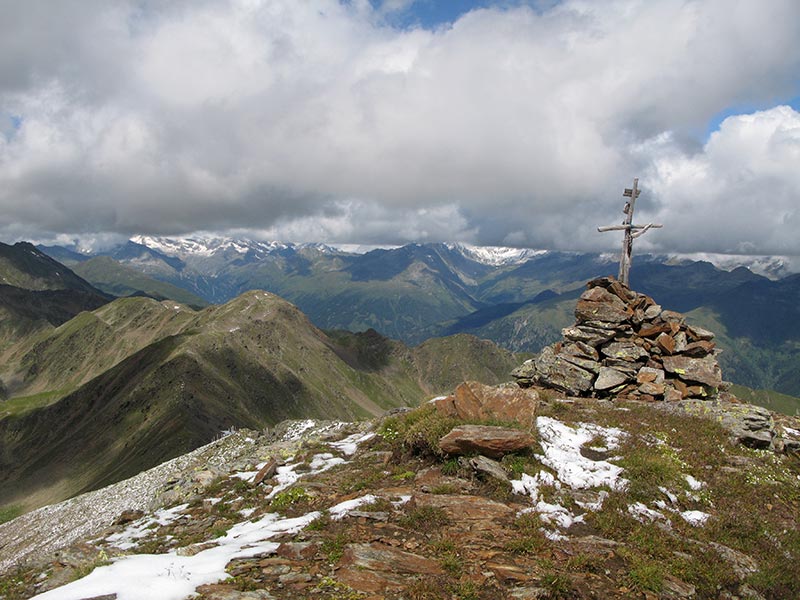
597, 178, 662, 286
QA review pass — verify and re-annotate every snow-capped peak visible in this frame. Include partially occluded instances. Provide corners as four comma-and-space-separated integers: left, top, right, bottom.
450, 243, 547, 266
130, 235, 291, 259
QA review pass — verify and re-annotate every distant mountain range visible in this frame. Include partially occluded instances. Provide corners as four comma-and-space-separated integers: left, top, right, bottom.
0, 241, 520, 514
35, 236, 800, 398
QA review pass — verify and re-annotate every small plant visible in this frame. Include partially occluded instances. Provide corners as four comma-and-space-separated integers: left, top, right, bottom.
391, 469, 416, 481
505, 512, 549, 555
315, 576, 365, 599
441, 457, 460, 476
501, 454, 539, 477
224, 574, 259, 591
624, 558, 664, 593
540, 570, 573, 599
398, 506, 451, 530
321, 533, 350, 564
440, 550, 463, 576
270, 486, 309, 511
358, 497, 394, 512
429, 483, 459, 495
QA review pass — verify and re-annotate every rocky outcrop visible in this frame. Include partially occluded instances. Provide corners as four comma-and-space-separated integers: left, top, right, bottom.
431, 381, 539, 427
513, 276, 727, 402
438, 425, 535, 458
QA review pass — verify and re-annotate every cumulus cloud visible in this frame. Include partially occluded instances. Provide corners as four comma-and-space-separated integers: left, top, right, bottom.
0, 0, 799, 254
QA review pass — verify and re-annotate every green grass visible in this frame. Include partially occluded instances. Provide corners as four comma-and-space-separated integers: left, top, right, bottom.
0, 389, 69, 420
0, 504, 23, 524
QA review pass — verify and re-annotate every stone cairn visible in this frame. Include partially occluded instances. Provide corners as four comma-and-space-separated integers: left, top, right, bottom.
512, 276, 727, 402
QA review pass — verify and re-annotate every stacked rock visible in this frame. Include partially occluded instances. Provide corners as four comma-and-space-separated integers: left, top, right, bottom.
512, 276, 727, 402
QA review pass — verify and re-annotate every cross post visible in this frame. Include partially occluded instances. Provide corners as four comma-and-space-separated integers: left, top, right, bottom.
597, 178, 662, 286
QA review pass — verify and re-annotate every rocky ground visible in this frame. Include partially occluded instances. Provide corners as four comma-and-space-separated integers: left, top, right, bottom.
1, 386, 799, 600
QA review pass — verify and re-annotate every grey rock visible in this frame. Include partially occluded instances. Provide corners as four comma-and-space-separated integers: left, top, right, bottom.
533, 346, 595, 395
601, 341, 649, 362
662, 355, 723, 387
562, 326, 616, 347
594, 367, 629, 391
643, 304, 662, 319
469, 455, 509, 483
575, 299, 631, 324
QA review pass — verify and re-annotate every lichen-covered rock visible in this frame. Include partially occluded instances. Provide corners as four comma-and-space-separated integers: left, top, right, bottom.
512, 276, 727, 404
594, 367, 629, 391
532, 346, 595, 394
662, 355, 723, 388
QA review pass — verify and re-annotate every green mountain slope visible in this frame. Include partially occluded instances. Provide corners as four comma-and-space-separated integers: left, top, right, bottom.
69, 256, 208, 309
0, 291, 519, 513
1, 297, 197, 401
0, 242, 99, 293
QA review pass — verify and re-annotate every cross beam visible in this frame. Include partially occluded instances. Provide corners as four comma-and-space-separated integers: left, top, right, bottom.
598, 178, 662, 286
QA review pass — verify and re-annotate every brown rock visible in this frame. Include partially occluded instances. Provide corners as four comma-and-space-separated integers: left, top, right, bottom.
412, 493, 514, 521
661, 310, 685, 324
253, 457, 278, 486
672, 377, 689, 398
643, 303, 663, 320
561, 341, 600, 361
276, 542, 317, 560
686, 385, 709, 398
655, 332, 676, 355
439, 425, 535, 458
638, 381, 665, 396
562, 325, 616, 347
113, 510, 144, 526
580, 285, 628, 306
575, 299, 632, 325
433, 381, 539, 428
342, 543, 444, 575
662, 355, 723, 387
639, 323, 672, 338
687, 325, 715, 341
469, 455, 509, 484
559, 353, 602, 374
637, 366, 665, 385
673, 331, 688, 353
683, 340, 715, 357
664, 385, 683, 402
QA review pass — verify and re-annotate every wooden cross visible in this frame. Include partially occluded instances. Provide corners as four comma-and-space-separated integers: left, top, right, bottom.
597, 178, 662, 286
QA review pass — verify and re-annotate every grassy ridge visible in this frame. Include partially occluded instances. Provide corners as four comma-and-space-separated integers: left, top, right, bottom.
0, 291, 519, 514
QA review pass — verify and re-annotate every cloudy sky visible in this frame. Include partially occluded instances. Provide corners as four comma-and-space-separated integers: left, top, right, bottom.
1, 0, 799, 255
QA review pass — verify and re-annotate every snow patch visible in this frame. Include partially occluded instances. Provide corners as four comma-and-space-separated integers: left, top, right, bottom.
535, 417, 627, 491
680, 510, 711, 526
685, 475, 705, 491
330, 431, 376, 455
104, 504, 189, 551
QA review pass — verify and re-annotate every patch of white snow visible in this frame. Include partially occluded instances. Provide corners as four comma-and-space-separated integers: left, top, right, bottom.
535, 417, 627, 491
680, 510, 711, 526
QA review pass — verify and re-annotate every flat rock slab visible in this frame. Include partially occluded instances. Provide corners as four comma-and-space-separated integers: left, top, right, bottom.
533, 346, 595, 395
412, 493, 515, 521
594, 367, 629, 391
439, 424, 535, 458
341, 543, 443, 576
662, 355, 723, 387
